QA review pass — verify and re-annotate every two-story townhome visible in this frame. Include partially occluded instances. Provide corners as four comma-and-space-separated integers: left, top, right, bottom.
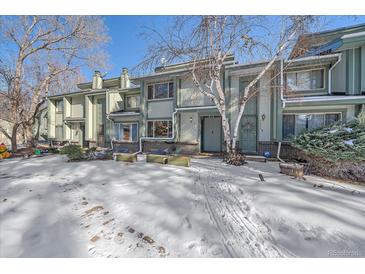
47, 68, 140, 149
47, 23, 365, 157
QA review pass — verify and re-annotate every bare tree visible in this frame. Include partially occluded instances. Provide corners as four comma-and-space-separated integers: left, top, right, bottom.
138, 16, 317, 164
0, 16, 109, 151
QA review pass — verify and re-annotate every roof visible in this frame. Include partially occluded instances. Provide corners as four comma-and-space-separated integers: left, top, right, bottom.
289, 23, 365, 59
154, 54, 236, 73
133, 55, 237, 81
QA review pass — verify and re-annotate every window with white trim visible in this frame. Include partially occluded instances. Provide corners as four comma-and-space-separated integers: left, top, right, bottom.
147, 120, 172, 138
126, 95, 140, 109
286, 69, 324, 91
114, 123, 138, 142
147, 82, 174, 100
283, 113, 341, 139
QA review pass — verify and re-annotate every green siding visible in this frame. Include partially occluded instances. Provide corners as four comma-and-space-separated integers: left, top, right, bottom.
362, 46, 365, 92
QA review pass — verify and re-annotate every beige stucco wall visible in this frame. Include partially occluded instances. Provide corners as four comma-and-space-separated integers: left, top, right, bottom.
48, 100, 56, 138
147, 100, 173, 119
179, 78, 213, 107
109, 92, 124, 113
179, 112, 199, 143
71, 95, 84, 117
85, 95, 93, 140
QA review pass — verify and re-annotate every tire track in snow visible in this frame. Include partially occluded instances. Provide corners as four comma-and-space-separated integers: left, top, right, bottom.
192, 162, 288, 257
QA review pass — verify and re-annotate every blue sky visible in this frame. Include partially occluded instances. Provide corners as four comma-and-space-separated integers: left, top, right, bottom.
95, 16, 365, 79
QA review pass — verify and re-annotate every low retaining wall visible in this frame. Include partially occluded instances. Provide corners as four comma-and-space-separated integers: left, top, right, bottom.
113, 142, 139, 153
143, 141, 199, 155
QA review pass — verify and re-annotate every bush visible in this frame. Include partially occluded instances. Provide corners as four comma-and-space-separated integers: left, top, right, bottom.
292, 120, 365, 162
59, 145, 84, 161
48, 147, 59, 154
224, 149, 246, 166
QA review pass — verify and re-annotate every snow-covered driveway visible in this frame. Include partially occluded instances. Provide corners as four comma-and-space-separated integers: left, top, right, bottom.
1, 155, 364, 257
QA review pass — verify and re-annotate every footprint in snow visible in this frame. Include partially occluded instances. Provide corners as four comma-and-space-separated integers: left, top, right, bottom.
88, 246, 96, 255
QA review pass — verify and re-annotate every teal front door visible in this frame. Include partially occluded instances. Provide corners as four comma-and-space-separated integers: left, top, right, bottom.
239, 96, 257, 154
240, 116, 257, 153
239, 76, 258, 154
203, 117, 222, 152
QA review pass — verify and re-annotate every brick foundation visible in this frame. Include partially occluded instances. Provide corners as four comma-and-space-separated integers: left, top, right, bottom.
113, 142, 139, 153
142, 141, 199, 155
258, 141, 300, 160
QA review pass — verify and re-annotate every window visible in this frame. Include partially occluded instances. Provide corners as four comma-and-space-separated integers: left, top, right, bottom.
56, 100, 64, 112
147, 120, 172, 138
126, 95, 140, 109
283, 113, 341, 139
286, 69, 324, 91
147, 82, 174, 100
114, 123, 138, 142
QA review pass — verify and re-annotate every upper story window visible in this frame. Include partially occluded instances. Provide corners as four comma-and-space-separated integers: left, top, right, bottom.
147, 82, 174, 100
55, 100, 64, 113
126, 95, 140, 109
286, 69, 324, 92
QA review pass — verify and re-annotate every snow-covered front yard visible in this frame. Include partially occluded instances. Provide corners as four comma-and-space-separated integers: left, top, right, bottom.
1, 155, 364, 258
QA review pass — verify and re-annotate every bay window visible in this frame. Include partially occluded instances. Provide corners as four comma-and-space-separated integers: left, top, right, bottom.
114, 123, 138, 142
147, 82, 174, 100
147, 120, 172, 138
283, 113, 341, 139
286, 69, 324, 91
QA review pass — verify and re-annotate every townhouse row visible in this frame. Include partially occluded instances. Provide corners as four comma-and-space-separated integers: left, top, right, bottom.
47, 24, 365, 156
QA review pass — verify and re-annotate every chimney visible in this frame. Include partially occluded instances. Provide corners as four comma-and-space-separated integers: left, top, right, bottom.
120, 68, 130, 89
92, 71, 103, 89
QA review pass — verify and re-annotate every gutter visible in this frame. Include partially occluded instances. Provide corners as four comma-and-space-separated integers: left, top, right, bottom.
328, 53, 342, 95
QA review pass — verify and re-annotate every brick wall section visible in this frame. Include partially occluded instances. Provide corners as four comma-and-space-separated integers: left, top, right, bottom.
113, 142, 139, 153
143, 141, 199, 155
258, 141, 300, 160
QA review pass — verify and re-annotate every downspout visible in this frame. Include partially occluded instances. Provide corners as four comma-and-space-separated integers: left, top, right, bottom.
106, 114, 114, 150
280, 57, 286, 108
277, 57, 285, 163
328, 53, 342, 95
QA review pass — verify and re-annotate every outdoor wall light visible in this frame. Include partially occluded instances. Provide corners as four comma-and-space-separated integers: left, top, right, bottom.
261, 114, 266, 120
190, 117, 193, 123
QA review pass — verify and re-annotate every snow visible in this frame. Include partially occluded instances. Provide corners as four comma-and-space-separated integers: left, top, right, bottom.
1, 155, 364, 257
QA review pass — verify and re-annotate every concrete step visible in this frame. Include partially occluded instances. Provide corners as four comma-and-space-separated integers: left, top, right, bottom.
245, 155, 267, 162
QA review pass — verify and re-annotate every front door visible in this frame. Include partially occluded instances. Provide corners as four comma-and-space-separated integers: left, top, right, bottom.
240, 116, 257, 153
203, 117, 221, 152
239, 76, 258, 154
